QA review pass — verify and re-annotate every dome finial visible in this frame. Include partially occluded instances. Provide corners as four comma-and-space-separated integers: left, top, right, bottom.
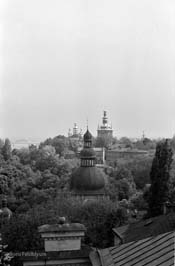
142, 130, 145, 139
86, 118, 88, 130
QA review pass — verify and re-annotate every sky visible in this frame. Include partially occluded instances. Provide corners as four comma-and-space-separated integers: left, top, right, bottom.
1, 0, 175, 141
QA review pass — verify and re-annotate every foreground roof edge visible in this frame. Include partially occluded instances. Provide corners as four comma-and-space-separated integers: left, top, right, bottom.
98, 231, 175, 266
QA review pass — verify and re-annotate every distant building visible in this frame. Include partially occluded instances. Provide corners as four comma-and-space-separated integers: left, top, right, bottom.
68, 123, 83, 140
94, 147, 105, 164
97, 111, 113, 147
12, 139, 40, 149
70, 129, 107, 201
67, 123, 83, 155
90, 202, 175, 266
106, 149, 149, 164
113, 210, 175, 246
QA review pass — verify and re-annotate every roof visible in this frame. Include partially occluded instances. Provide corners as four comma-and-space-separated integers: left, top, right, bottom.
113, 212, 175, 244
71, 166, 105, 192
38, 223, 86, 233
106, 149, 148, 154
93, 231, 175, 266
84, 130, 92, 142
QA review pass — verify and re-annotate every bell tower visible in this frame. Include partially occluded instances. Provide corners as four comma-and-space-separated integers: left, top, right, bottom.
97, 111, 113, 147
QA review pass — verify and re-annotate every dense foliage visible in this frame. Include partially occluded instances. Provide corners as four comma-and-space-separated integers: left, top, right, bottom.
0, 135, 175, 252
148, 139, 173, 216
2, 197, 128, 250
0, 138, 129, 250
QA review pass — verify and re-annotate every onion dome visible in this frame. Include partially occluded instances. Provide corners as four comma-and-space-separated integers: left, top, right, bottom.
70, 129, 105, 193
84, 129, 92, 142
83, 129, 93, 148
79, 129, 96, 166
71, 167, 105, 192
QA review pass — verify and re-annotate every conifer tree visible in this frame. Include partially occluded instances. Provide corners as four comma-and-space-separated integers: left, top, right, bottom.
2, 138, 12, 161
148, 139, 173, 216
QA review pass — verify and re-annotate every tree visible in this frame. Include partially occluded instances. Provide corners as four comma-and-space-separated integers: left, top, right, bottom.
119, 137, 133, 148
75, 200, 128, 247
106, 166, 136, 201
50, 135, 69, 156
2, 139, 12, 161
0, 173, 9, 194
148, 139, 173, 217
2, 214, 43, 251
129, 157, 152, 189
0, 138, 4, 150
2, 197, 128, 251
170, 135, 175, 152
12, 148, 31, 165
135, 138, 156, 150
95, 136, 112, 148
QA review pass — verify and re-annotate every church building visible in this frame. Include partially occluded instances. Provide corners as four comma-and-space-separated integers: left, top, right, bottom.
70, 129, 107, 201
68, 123, 83, 140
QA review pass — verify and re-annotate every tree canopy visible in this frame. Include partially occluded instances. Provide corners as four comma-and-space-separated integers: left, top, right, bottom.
148, 139, 173, 216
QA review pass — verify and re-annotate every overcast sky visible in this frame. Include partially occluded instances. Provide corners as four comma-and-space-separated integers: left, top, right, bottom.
1, 0, 175, 140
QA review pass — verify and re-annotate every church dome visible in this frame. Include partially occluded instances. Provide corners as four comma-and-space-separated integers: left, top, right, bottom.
70, 128, 106, 194
70, 166, 105, 192
84, 129, 92, 142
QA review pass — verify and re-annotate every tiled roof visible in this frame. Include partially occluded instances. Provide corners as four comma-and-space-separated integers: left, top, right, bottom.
38, 223, 86, 233
98, 231, 175, 266
113, 212, 175, 243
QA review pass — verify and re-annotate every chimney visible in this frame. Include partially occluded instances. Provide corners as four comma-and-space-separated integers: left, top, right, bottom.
38, 218, 86, 252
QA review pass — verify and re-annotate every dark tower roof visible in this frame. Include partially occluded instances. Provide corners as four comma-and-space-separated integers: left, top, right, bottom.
80, 129, 95, 158
70, 129, 105, 194
84, 129, 92, 142
71, 167, 105, 192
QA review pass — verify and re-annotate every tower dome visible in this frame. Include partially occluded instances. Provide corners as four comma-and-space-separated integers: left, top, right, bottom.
84, 129, 92, 141
70, 129, 105, 194
71, 167, 105, 192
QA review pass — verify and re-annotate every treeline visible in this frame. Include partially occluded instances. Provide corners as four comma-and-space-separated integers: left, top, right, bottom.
2, 198, 128, 251
0, 137, 79, 213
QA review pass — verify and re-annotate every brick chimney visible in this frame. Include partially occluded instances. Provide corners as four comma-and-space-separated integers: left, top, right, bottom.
38, 219, 86, 252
